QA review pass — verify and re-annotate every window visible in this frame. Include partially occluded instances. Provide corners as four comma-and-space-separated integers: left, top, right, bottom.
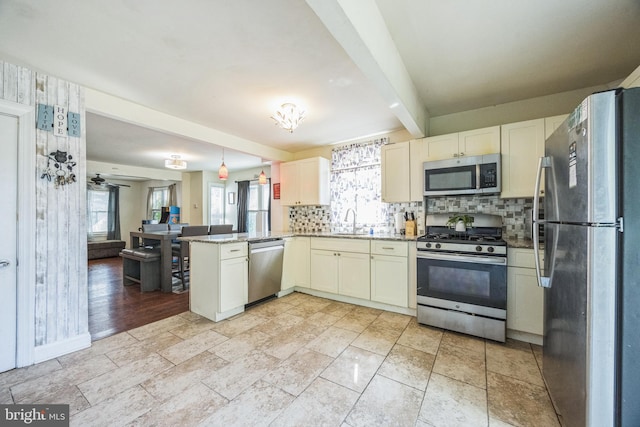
209, 183, 225, 225
87, 189, 109, 240
331, 139, 389, 232
248, 181, 270, 233
149, 187, 168, 221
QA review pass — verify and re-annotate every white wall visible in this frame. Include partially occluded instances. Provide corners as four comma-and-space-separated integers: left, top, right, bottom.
428, 81, 622, 135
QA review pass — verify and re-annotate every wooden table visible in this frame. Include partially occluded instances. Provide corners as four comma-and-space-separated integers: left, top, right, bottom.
130, 230, 181, 293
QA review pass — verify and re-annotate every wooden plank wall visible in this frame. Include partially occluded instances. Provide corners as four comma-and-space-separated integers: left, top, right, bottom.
0, 60, 88, 348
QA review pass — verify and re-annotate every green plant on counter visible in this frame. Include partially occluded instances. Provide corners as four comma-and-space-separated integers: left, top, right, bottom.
446, 214, 474, 228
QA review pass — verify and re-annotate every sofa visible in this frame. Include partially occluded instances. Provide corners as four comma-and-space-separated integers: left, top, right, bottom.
88, 240, 126, 260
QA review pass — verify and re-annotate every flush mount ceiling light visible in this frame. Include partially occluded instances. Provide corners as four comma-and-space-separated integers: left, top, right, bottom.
218, 148, 228, 181
271, 103, 306, 133
165, 155, 187, 170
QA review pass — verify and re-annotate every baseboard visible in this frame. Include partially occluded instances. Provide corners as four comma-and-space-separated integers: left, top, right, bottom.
277, 288, 295, 297
33, 332, 92, 364
292, 287, 417, 317
507, 329, 543, 346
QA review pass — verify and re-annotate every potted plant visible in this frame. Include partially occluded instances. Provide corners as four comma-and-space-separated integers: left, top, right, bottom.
446, 214, 474, 232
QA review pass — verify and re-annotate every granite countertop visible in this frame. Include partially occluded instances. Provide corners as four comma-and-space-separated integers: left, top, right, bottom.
296, 231, 418, 242
504, 236, 545, 249
181, 230, 418, 244
180, 231, 294, 244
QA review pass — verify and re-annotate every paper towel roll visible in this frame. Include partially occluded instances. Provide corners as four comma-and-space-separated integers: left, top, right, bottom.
394, 213, 404, 234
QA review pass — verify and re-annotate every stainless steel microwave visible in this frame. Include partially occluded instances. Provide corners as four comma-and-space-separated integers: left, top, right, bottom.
423, 153, 501, 196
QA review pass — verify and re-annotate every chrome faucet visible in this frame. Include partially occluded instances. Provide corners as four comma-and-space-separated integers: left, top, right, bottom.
344, 208, 357, 234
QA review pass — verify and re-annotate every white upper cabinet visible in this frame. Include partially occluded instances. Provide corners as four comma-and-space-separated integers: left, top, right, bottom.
381, 142, 411, 203
424, 133, 460, 161
280, 157, 330, 206
458, 126, 501, 157
409, 138, 428, 201
427, 126, 500, 161
501, 116, 568, 199
500, 119, 546, 199
544, 114, 568, 139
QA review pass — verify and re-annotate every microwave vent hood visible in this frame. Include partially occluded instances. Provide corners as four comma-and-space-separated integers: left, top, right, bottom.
423, 153, 501, 197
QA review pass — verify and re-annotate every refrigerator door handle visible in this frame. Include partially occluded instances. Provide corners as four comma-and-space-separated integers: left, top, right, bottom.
534, 157, 551, 288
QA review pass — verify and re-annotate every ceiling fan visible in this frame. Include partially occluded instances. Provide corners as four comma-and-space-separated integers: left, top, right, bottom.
89, 173, 130, 188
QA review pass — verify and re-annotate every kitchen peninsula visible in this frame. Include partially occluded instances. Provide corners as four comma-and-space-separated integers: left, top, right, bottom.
182, 231, 418, 322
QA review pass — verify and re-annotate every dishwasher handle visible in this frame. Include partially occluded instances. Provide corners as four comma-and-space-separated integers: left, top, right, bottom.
248, 239, 284, 252
250, 245, 284, 255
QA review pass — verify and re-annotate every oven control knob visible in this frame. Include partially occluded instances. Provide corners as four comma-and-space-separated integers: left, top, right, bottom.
487, 246, 494, 253
475, 246, 482, 252
435, 243, 441, 249
425, 243, 432, 248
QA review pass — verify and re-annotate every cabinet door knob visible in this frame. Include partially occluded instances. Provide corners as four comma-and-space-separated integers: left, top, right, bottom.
453, 153, 458, 157
459, 152, 465, 157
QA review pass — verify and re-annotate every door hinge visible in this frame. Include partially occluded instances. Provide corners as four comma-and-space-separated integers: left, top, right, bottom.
617, 217, 624, 232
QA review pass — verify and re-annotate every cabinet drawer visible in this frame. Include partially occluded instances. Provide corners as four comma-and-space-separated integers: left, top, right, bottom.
507, 248, 544, 268
371, 240, 408, 256
220, 242, 248, 260
311, 237, 370, 253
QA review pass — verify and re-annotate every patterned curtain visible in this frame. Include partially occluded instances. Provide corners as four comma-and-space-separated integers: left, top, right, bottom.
331, 138, 389, 230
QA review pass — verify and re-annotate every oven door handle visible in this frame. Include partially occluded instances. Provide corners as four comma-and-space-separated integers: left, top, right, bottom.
417, 251, 507, 265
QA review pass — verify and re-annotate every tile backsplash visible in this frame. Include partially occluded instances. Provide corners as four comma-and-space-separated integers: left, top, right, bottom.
287, 205, 331, 233
287, 195, 534, 240
425, 195, 535, 240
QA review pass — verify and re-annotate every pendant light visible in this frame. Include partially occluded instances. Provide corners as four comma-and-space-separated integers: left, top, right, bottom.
258, 170, 267, 185
218, 148, 228, 181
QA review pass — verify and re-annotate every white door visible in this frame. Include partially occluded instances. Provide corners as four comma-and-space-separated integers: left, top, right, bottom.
0, 113, 18, 372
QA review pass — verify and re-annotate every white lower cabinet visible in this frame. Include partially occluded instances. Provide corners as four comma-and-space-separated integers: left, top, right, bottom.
310, 238, 371, 300
338, 252, 370, 299
370, 240, 408, 307
371, 254, 408, 307
310, 249, 339, 294
507, 248, 544, 337
281, 237, 310, 291
507, 266, 543, 335
220, 256, 249, 312
190, 241, 248, 322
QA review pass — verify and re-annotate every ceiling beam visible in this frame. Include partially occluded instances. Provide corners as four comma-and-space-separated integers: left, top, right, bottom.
85, 88, 294, 163
306, 0, 427, 138
86, 160, 183, 181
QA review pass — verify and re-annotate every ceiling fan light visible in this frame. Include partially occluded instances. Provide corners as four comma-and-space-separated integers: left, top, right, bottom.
258, 170, 267, 185
165, 155, 187, 170
271, 103, 306, 133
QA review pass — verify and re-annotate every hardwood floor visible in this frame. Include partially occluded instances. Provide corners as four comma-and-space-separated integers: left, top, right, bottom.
88, 257, 189, 341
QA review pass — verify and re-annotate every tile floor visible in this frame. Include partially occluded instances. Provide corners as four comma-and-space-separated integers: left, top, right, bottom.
0, 292, 560, 426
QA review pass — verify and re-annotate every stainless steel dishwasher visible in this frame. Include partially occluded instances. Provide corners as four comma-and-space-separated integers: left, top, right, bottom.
247, 238, 284, 305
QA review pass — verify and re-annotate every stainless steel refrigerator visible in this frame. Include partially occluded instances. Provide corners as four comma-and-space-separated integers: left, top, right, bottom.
533, 88, 640, 427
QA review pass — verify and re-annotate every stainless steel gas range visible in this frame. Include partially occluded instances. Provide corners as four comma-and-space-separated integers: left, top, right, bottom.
416, 213, 507, 342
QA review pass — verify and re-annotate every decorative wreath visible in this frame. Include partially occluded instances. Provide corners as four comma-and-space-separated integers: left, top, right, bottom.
42, 150, 77, 188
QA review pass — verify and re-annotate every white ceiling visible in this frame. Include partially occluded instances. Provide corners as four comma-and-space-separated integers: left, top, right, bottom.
1, 0, 639, 176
